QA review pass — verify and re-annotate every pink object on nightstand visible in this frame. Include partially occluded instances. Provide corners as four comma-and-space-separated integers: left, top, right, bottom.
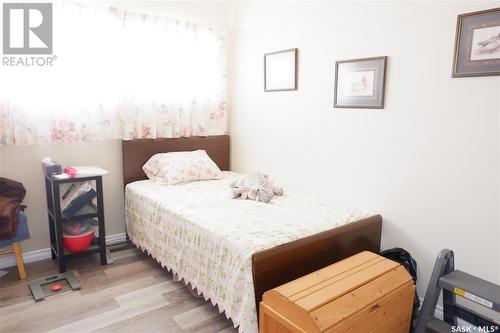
64, 167, 77, 178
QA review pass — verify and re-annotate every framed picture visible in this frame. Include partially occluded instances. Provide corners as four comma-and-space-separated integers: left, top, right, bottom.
264, 48, 297, 92
334, 56, 387, 109
452, 7, 500, 77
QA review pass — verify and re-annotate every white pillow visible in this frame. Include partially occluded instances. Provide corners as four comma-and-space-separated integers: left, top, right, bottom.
142, 150, 223, 185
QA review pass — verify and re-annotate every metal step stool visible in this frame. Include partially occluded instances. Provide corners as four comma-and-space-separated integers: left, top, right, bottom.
415, 249, 500, 333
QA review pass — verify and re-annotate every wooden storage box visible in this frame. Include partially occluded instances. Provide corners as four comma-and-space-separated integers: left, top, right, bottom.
260, 251, 415, 333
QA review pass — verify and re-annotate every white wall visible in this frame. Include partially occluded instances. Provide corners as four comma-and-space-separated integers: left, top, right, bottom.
228, 0, 500, 297
0, 1, 230, 253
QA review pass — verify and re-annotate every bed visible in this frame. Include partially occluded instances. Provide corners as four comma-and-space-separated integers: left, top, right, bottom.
122, 135, 382, 333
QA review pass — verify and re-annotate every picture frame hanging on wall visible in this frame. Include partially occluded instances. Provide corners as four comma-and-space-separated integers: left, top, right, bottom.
452, 7, 500, 77
334, 56, 387, 109
264, 48, 298, 92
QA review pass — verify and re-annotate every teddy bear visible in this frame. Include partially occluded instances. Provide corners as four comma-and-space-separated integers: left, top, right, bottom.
229, 172, 284, 203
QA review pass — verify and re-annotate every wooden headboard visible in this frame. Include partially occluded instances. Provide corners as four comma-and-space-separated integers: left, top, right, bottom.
122, 135, 230, 186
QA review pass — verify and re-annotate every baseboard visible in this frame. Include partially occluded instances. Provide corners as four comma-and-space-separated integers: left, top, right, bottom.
0, 247, 50, 270
0, 232, 127, 269
105, 232, 127, 246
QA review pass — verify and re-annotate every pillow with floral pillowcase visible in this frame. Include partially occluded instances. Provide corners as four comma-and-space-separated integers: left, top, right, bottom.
142, 150, 223, 185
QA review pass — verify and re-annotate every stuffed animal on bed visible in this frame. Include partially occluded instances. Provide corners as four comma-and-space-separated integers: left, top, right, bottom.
229, 172, 283, 203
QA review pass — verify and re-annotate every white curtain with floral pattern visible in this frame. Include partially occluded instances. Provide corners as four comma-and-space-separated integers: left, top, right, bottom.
0, 2, 227, 145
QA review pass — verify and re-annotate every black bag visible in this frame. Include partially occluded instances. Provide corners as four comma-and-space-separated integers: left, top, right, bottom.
380, 247, 419, 331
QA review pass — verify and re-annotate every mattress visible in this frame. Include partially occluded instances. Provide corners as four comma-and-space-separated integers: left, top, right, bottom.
125, 171, 371, 333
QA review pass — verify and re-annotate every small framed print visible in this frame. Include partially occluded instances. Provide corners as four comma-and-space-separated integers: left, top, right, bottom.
264, 48, 297, 92
334, 56, 387, 109
452, 7, 500, 77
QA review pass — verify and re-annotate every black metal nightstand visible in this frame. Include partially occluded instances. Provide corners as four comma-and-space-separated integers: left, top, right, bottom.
44, 173, 107, 273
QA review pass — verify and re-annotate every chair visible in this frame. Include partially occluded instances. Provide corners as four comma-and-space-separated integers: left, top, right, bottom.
0, 211, 29, 279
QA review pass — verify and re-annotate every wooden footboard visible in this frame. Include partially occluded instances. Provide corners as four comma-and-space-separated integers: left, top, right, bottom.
251, 214, 382, 317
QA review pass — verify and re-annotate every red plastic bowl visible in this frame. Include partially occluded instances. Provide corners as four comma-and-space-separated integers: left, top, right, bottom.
63, 229, 94, 253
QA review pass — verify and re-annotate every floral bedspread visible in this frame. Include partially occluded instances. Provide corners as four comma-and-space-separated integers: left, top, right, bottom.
125, 172, 371, 333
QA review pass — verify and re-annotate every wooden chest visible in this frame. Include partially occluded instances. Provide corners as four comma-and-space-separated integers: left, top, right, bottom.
260, 251, 415, 333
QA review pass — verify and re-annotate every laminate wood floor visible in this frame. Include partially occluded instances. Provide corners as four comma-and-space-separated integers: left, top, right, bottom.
0, 244, 239, 333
